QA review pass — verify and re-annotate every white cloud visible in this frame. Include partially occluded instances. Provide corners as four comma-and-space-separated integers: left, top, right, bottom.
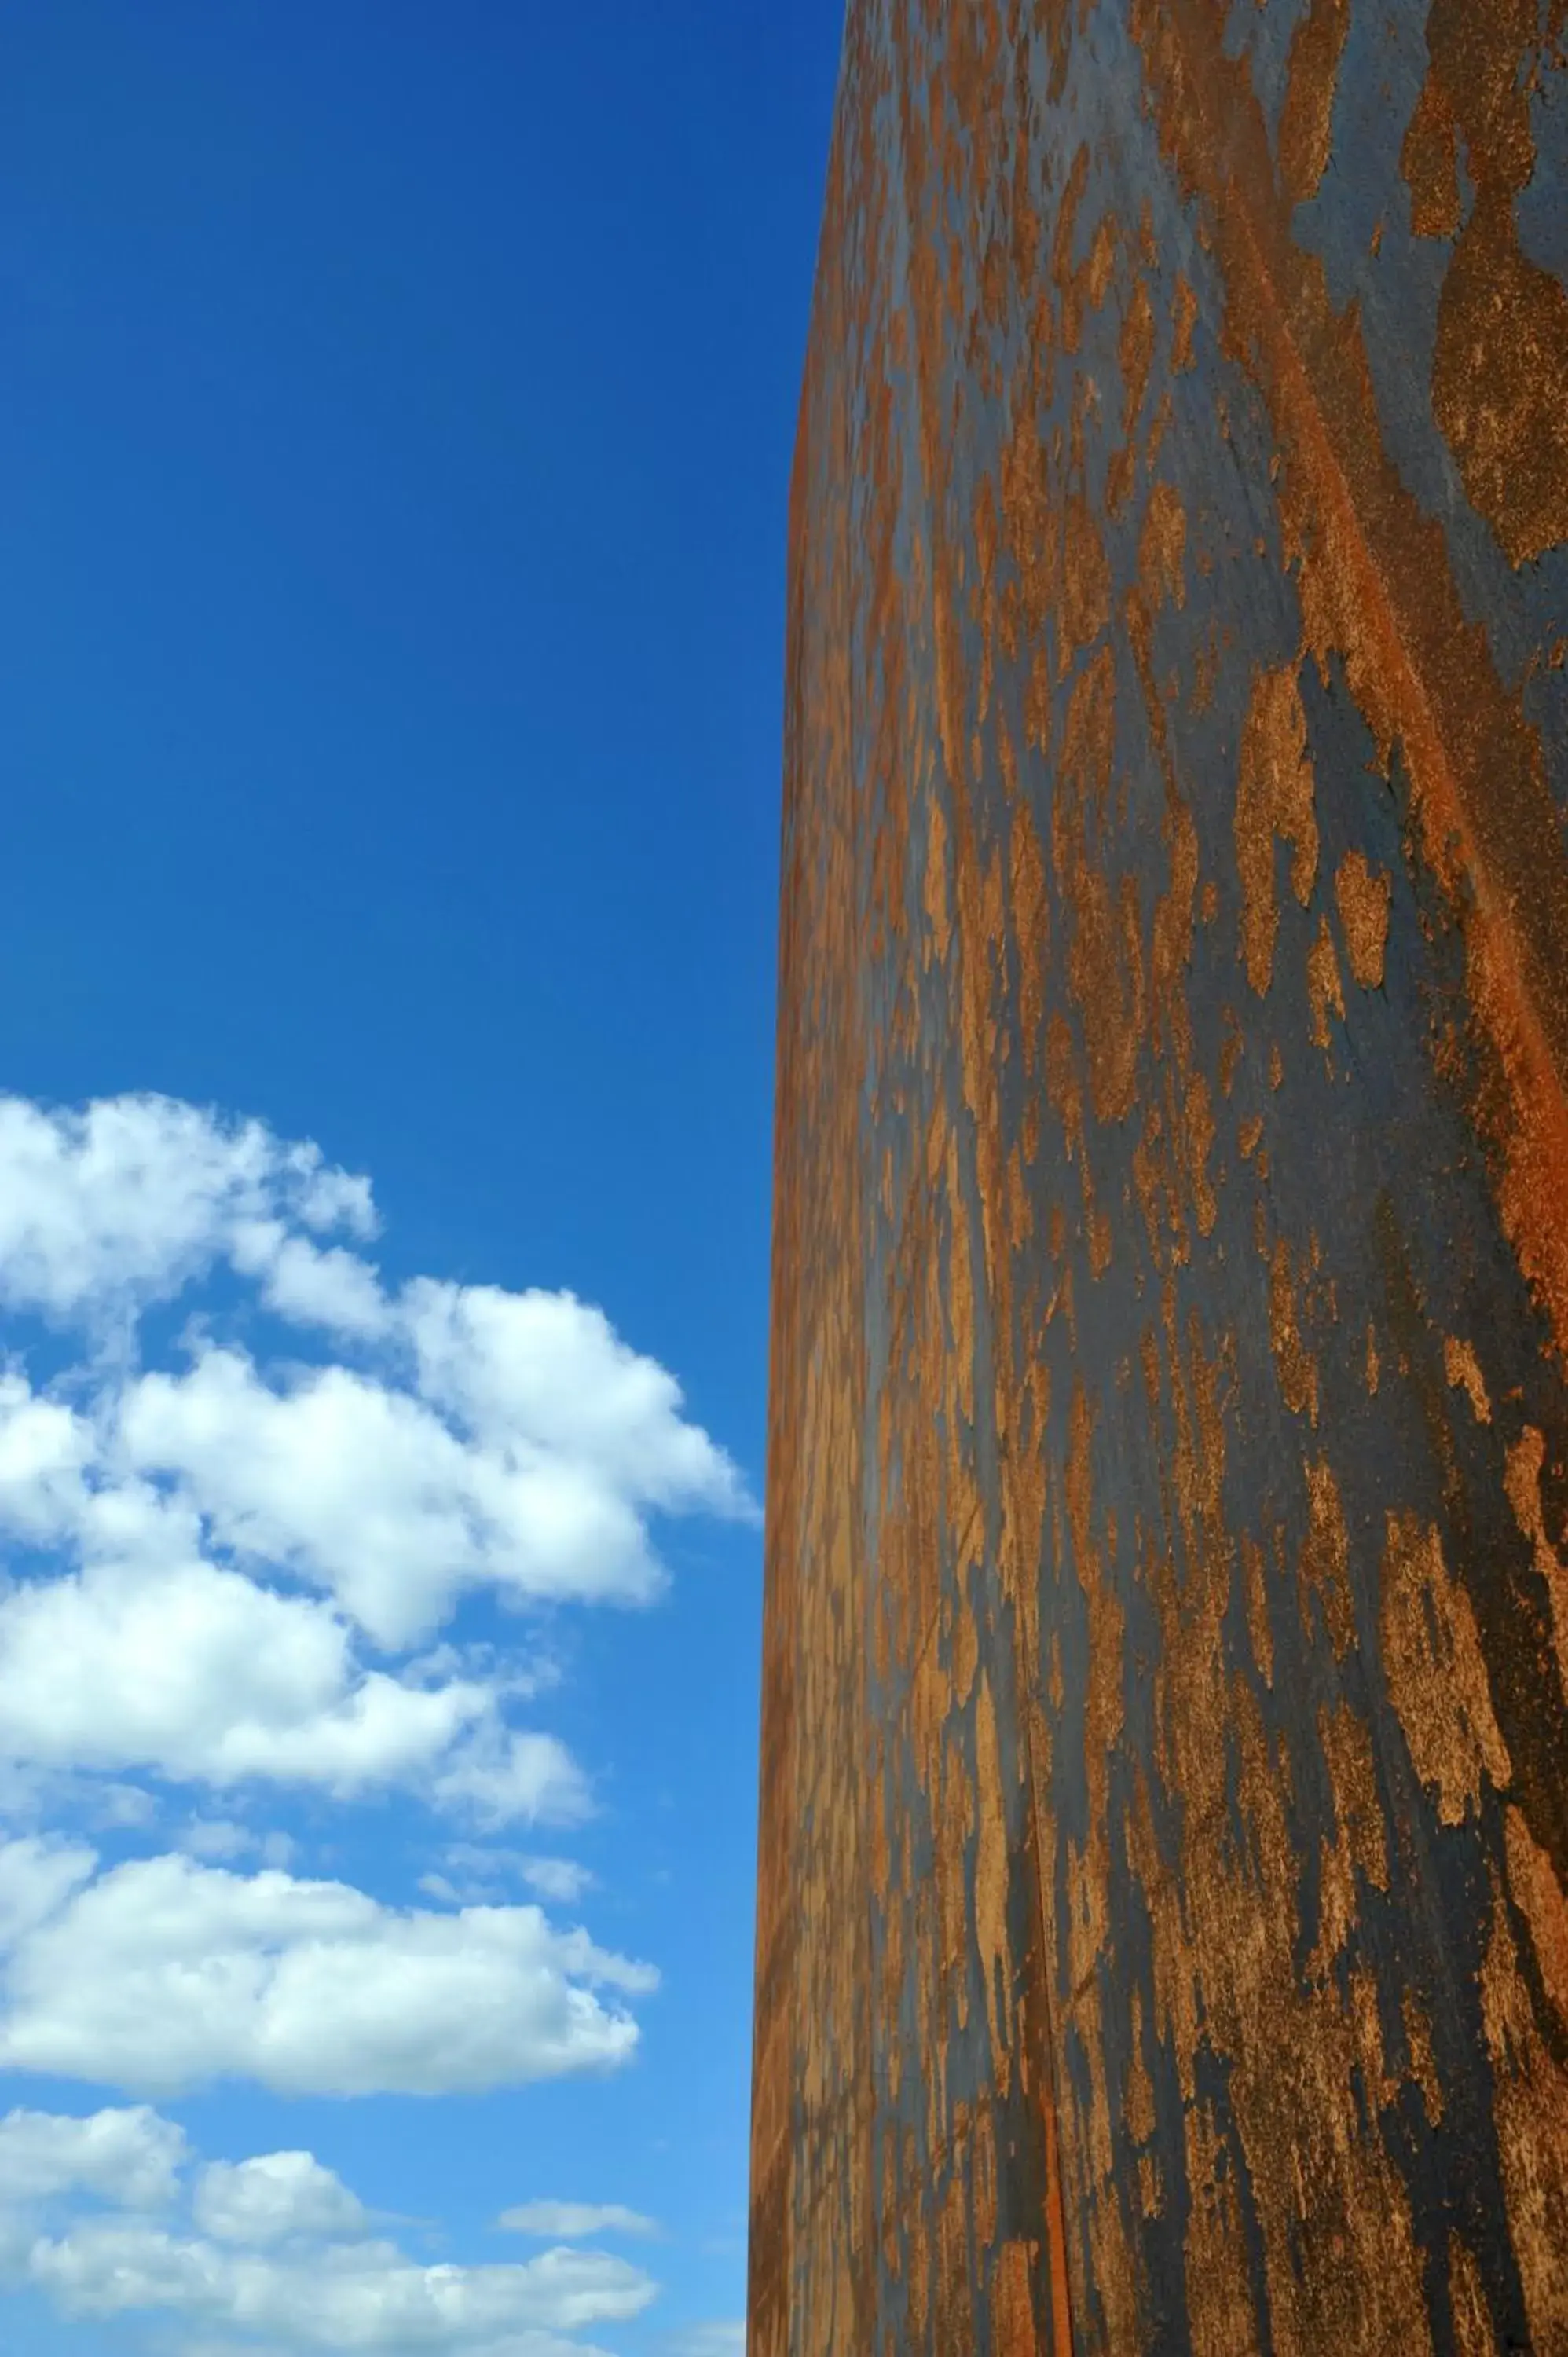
0, 1372, 94, 1537
419, 1851, 595, 1911
0, 1551, 499, 1796
30, 2220, 656, 2347
0, 1409, 585, 1825
431, 1736, 588, 1829
179, 1820, 255, 1861
0, 1091, 752, 1831
178, 2341, 614, 2357
0, 1092, 747, 1823
0, 2107, 657, 2352
258, 1234, 392, 1338
0, 2103, 186, 2209
0, 1833, 96, 1945
0, 1843, 655, 2097
0, 1092, 373, 1322
0, 1087, 735, 2280
177, 2342, 614, 2357
176, 1821, 295, 1869
118, 1340, 687, 1648
516, 1859, 594, 1906
418, 1875, 467, 1907
401, 1280, 748, 1519
498, 2202, 658, 2242
194, 2150, 366, 2245
79, 1780, 162, 1828
462, 2343, 619, 2357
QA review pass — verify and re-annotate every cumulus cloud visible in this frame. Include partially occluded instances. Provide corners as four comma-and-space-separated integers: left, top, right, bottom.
0, 1089, 716, 2310
0, 2103, 186, 2210
117, 1347, 649, 1648
0, 2106, 657, 2353
258, 1233, 393, 1337
400, 1280, 746, 1518
0, 1549, 499, 1794
0, 1842, 655, 2097
0, 1091, 374, 1321
0, 1091, 749, 1820
498, 2201, 658, 2242
193, 2151, 367, 2245
0, 1832, 97, 1946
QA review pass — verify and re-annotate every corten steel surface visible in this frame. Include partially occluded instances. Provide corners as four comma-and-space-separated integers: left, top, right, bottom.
749, 2, 1568, 2352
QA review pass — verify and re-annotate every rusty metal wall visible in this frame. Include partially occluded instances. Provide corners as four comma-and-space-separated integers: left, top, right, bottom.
749, 0, 1568, 2351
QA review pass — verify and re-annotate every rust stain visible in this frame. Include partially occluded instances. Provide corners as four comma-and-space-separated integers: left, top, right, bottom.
1277, 0, 1351, 207
1479, 1886, 1568, 2348
1235, 665, 1317, 998
1444, 1332, 1493, 1424
1414, 0, 1568, 567
1333, 847, 1391, 990
1269, 1237, 1320, 1424
1504, 1802, 1568, 2029
1449, 2232, 1503, 2357
1137, 479, 1186, 614
1503, 1424, 1568, 1694
1380, 1511, 1511, 1824
1305, 909, 1345, 1049
1300, 1457, 1353, 1657
1134, 0, 1568, 1370
1403, 1987, 1443, 2127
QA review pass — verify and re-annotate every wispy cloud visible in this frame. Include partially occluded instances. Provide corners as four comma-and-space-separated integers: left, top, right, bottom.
498, 2201, 659, 2241
423, 1847, 596, 1908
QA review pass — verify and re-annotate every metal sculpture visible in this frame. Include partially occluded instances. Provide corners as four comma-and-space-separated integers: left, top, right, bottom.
750, 2, 1568, 2350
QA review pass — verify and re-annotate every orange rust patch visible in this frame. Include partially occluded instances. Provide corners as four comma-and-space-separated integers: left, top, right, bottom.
1401, 75, 1460, 240
1058, 496, 1112, 673
1503, 1425, 1568, 1696
1133, 0, 1568, 1375
1504, 1803, 1568, 2029
1277, 0, 1351, 207
1443, 1334, 1493, 1424
1301, 1458, 1353, 1656
1334, 849, 1392, 989
1171, 273, 1197, 372
1380, 1512, 1512, 1824
1414, 0, 1568, 567
1306, 910, 1346, 1050
1235, 665, 1318, 997
1447, 2234, 1501, 2357
1269, 1237, 1320, 1424
1403, 1989, 1443, 2128
1478, 1888, 1568, 2349
1138, 479, 1187, 612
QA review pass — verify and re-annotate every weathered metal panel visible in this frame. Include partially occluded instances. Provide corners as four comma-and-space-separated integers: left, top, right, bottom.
750, 1, 1568, 2352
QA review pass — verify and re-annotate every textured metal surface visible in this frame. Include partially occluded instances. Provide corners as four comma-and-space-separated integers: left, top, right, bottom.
749, 2, 1568, 2351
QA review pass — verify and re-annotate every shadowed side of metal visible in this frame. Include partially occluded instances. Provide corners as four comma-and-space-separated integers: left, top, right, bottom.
749, 2, 1568, 2352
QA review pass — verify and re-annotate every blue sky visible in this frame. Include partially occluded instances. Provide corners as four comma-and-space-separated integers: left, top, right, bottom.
0, 6, 841, 2350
